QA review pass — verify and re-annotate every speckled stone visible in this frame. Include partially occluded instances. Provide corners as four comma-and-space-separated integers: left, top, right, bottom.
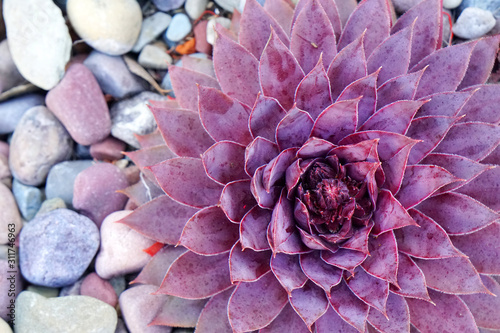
80, 273, 118, 307
45, 160, 94, 207
9, 106, 73, 186
46, 64, 111, 145
35, 197, 66, 218
453, 7, 496, 39
132, 12, 172, 52
90, 137, 126, 161
12, 178, 43, 221
0, 260, 23, 322
0, 183, 22, 246
138, 43, 172, 69
0, 93, 45, 135
19, 209, 100, 287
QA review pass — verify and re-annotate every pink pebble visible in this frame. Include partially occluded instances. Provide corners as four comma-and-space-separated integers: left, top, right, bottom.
90, 137, 126, 161
46, 64, 111, 146
80, 272, 118, 307
194, 21, 212, 55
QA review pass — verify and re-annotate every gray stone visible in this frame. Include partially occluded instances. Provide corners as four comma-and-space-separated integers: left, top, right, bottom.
165, 13, 192, 42
0, 93, 45, 134
138, 44, 173, 69
16, 291, 118, 333
0, 260, 23, 322
453, 7, 496, 39
26, 285, 59, 298
153, 0, 186, 11
216, 0, 241, 12
3, 0, 71, 90
459, 0, 500, 15
19, 209, 100, 287
83, 50, 145, 99
9, 106, 73, 186
132, 12, 172, 53
67, 0, 142, 56
45, 160, 94, 207
0, 182, 22, 245
443, 0, 462, 8
185, 0, 208, 20
12, 178, 43, 221
110, 92, 169, 148
109, 276, 127, 296
34, 197, 66, 218
0, 39, 25, 94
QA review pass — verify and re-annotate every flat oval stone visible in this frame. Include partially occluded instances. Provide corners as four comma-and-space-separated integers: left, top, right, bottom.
16, 291, 117, 332
67, 0, 142, 55
185, 0, 208, 20
90, 136, 126, 161
72, 163, 128, 227
46, 64, 111, 145
3, 0, 71, 90
132, 12, 172, 52
0, 93, 45, 135
138, 43, 173, 70
153, 0, 186, 11
0, 39, 25, 94
0, 260, 23, 322
9, 106, 73, 186
166, 13, 192, 42
453, 7, 496, 39
95, 211, 156, 279
80, 273, 118, 307
12, 178, 42, 221
45, 160, 94, 207
20, 209, 99, 287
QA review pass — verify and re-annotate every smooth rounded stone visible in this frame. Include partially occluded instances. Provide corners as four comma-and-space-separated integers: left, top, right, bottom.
9, 106, 73, 186
153, 0, 186, 11
45, 64, 111, 146
119, 285, 172, 333
110, 91, 169, 148
443, 0, 462, 8
0, 182, 22, 245
0, 318, 12, 333
26, 285, 59, 298
12, 178, 43, 221
3, 0, 71, 90
34, 197, 66, 218
194, 21, 212, 55
217, 0, 242, 12
185, 0, 208, 19
83, 51, 145, 99
80, 273, 118, 307
45, 160, 94, 207
138, 44, 173, 70
0, 93, 45, 135
0, 260, 23, 322
19, 208, 100, 287
132, 12, 172, 53
95, 211, 156, 280
59, 278, 84, 297
453, 7, 496, 39
459, 0, 500, 13
165, 13, 192, 42
0, 154, 11, 188
73, 163, 129, 227
16, 291, 118, 333
0, 40, 25, 94
67, 0, 142, 56
391, 0, 419, 13
207, 17, 232, 45
90, 137, 126, 161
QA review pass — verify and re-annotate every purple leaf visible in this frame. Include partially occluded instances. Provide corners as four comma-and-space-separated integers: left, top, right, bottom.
240, 206, 272, 251
290, 0, 337, 74
290, 280, 329, 329
338, 0, 391, 57
136, 128, 165, 148
202, 141, 249, 184
407, 290, 478, 333
411, 41, 477, 99
391, 253, 431, 301
376, 69, 425, 109
362, 231, 398, 285
395, 209, 462, 259
198, 86, 252, 145
461, 275, 500, 330
367, 23, 413, 84
220, 179, 256, 222
298, 228, 339, 252
260, 303, 310, 333
249, 94, 287, 142
228, 271, 288, 331
340, 221, 373, 254
213, 28, 261, 107
293, 0, 342, 42
169, 66, 220, 111
133, 246, 187, 286
414, 256, 489, 295
416, 90, 475, 118
269, 189, 296, 251
359, 100, 426, 134
158, 251, 232, 299
347, 267, 389, 315
195, 288, 234, 333
297, 137, 336, 159
311, 99, 359, 144
150, 297, 208, 327
451, 223, 500, 275
251, 165, 281, 209
368, 292, 410, 333
327, 33, 367, 100
263, 0, 294, 36
459, 85, 500, 124
381, 143, 416, 195
150, 105, 215, 158
262, 148, 298, 191
391, 0, 442, 68
316, 305, 360, 333
329, 280, 370, 332
458, 166, 500, 212
329, 139, 379, 163
321, 248, 367, 272
150, 157, 223, 208
182, 55, 215, 78
276, 107, 314, 150
294, 56, 333, 120
125, 144, 176, 170
299, 251, 342, 295
245, 137, 279, 176
416, 192, 498, 235
179, 206, 239, 255
229, 242, 271, 282
285, 159, 302, 199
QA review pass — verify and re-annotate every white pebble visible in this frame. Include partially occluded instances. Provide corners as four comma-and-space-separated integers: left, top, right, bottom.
206, 17, 232, 45
138, 44, 173, 70
132, 12, 172, 53
453, 7, 496, 40
185, 0, 208, 20
166, 13, 192, 42
443, 0, 462, 9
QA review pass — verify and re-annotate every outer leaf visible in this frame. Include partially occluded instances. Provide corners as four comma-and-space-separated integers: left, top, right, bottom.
391, 253, 431, 301
259, 303, 310, 333
457, 167, 500, 212
228, 271, 288, 332
245, 137, 279, 176
461, 275, 500, 330
249, 94, 287, 142
329, 280, 370, 332
251, 165, 281, 209
263, 0, 294, 36
362, 231, 398, 285
151, 297, 208, 327
359, 100, 426, 134
346, 267, 389, 316
315, 305, 360, 333
459, 85, 500, 124
368, 293, 410, 333
220, 180, 256, 222
276, 107, 314, 150
270, 253, 308, 293
133, 246, 187, 286
293, 0, 342, 42
299, 251, 342, 295
290, 280, 329, 329
416, 90, 475, 118
229, 242, 271, 282
297, 137, 336, 159
337, 71, 378, 127
262, 148, 298, 191
372, 189, 418, 235
169, 66, 220, 111
136, 128, 165, 148
240, 206, 272, 251
381, 142, 416, 195
195, 288, 234, 333
321, 249, 367, 272
202, 141, 248, 184
329, 139, 379, 163
182, 55, 215, 78
376, 69, 425, 109
158, 251, 232, 299
311, 99, 359, 144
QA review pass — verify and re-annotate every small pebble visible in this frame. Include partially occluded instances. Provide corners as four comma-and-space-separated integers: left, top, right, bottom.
109, 276, 127, 296
26, 285, 60, 298
206, 17, 232, 45
46, 64, 111, 146
45, 160, 94, 207
110, 91, 169, 148
16, 291, 117, 332
19, 209, 100, 287
83, 50, 145, 99
35, 197, 66, 218
80, 273, 118, 307
67, 0, 142, 55
0, 318, 12, 333
0, 260, 23, 322
453, 7, 496, 39
0, 93, 45, 135
59, 278, 84, 297
138, 43, 173, 69
215, 0, 241, 12
166, 13, 192, 42
90, 137, 126, 161
95, 211, 156, 279
12, 178, 43, 221
458, 0, 500, 13
119, 285, 171, 333
0, 39, 24, 93
72, 163, 129, 227
9, 106, 73, 186
185, 0, 208, 20
194, 21, 212, 55
443, 0, 462, 9
0, 154, 11, 188
153, 0, 186, 11
132, 12, 172, 52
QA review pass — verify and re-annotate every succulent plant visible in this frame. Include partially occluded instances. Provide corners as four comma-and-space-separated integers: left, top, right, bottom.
121, 0, 500, 331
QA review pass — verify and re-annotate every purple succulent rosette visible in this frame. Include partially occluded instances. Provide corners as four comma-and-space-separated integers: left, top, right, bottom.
121, 0, 500, 331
